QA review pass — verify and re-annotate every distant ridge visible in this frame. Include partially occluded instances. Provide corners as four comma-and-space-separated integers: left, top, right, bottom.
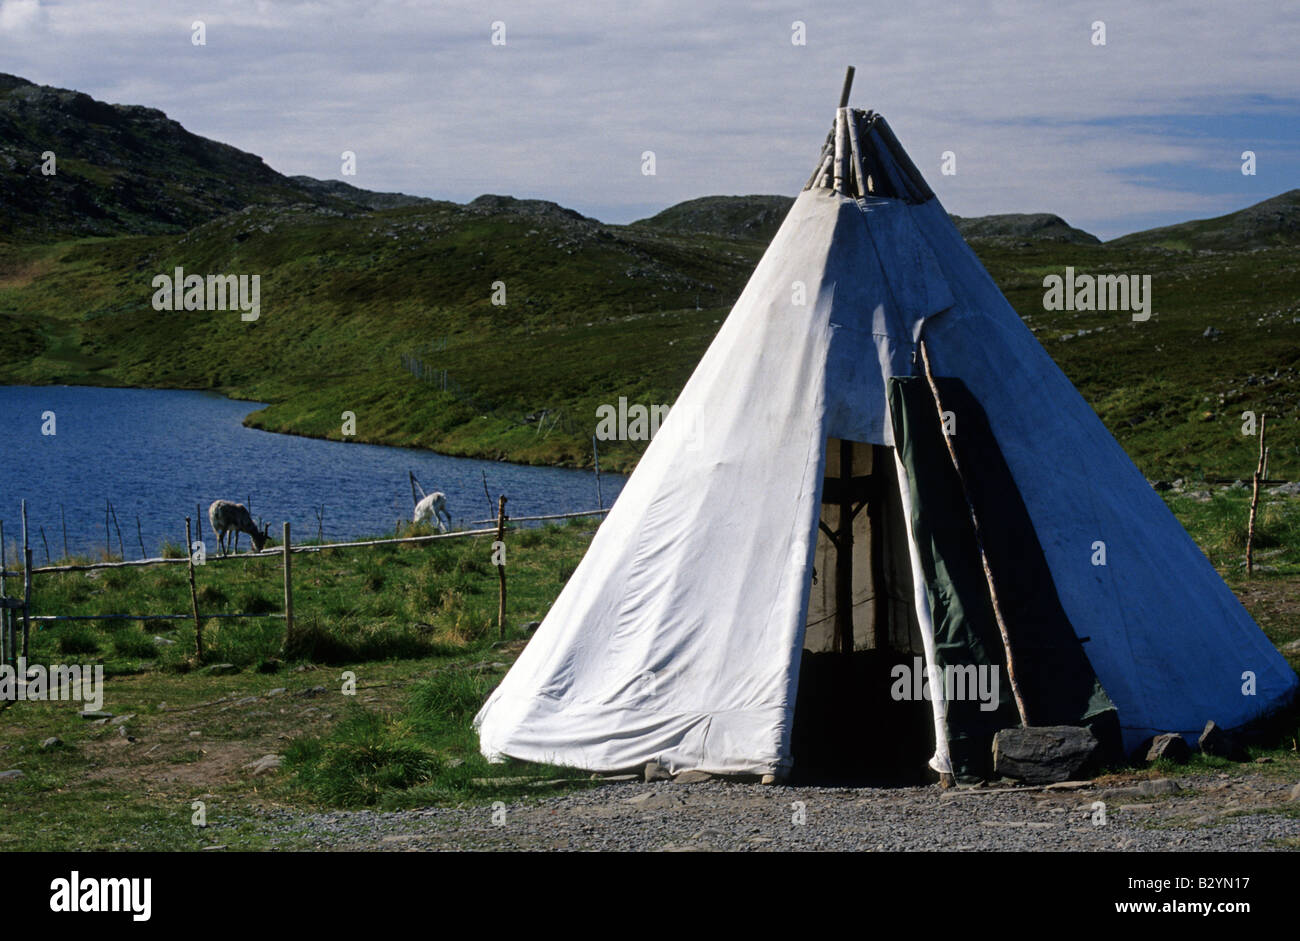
631, 195, 795, 241
951, 213, 1100, 245
0, 73, 429, 239
1108, 190, 1300, 251
289, 177, 433, 211
631, 196, 1103, 246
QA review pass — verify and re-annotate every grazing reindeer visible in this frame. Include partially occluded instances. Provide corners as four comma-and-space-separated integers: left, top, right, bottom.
208, 500, 269, 555
413, 491, 452, 533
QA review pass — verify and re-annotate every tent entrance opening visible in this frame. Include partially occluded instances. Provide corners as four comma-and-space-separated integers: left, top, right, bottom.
790, 437, 933, 785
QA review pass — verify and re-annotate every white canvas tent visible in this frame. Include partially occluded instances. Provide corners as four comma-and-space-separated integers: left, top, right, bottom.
475, 97, 1298, 782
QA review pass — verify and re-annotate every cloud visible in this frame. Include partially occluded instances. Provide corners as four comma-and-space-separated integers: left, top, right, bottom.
0, 0, 43, 31
1, 0, 1297, 237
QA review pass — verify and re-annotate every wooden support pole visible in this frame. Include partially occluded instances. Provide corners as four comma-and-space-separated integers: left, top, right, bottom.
1247, 414, 1267, 574
495, 496, 508, 640
196, 503, 203, 544
39, 527, 50, 565
845, 106, 868, 198
835, 439, 855, 654
185, 517, 203, 663
868, 444, 888, 649
282, 522, 294, 635
838, 65, 856, 107
833, 108, 848, 193
919, 341, 1030, 727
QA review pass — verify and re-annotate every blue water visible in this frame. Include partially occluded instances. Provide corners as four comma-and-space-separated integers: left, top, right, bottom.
0, 386, 623, 559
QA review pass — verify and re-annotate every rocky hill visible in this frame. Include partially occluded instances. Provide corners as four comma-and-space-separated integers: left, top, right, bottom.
1108, 190, 1300, 251
0, 73, 421, 239
951, 212, 1100, 245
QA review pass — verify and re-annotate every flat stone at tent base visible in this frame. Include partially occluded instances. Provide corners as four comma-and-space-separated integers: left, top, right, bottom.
1145, 733, 1191, 764
992, 725, 1100, 784
673, 770, 712, 784
644, 761, 671, 782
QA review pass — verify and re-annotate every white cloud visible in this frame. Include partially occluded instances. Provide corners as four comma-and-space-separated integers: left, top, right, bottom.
0, 0, 43, 31
0, 0, 1296, 237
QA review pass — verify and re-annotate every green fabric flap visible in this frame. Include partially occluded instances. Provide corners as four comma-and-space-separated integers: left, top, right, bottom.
889, 376, 1119, 776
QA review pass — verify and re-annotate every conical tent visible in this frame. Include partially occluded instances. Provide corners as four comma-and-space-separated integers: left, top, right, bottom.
475, 104, 1297, 781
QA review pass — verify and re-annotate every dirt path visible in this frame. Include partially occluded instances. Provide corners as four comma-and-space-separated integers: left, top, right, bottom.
249, 772, 1300, 852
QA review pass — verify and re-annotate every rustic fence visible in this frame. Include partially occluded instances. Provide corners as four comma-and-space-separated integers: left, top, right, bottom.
0, 502, 610, 666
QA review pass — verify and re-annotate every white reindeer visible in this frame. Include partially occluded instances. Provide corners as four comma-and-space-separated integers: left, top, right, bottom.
413, 491, 452, 532
208, 500, 269, 555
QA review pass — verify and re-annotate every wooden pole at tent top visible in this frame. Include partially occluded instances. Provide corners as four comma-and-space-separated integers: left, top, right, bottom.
838, 66, 855, 108
918, 341, 1030, 728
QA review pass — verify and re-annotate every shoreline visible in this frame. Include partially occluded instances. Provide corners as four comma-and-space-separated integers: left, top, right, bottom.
2, 378, 635, 476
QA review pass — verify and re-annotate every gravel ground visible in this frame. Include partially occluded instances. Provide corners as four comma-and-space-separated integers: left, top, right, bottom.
250, 771, 1300, 851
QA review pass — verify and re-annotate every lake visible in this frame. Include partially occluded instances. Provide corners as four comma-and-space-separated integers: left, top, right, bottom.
0, 385, 624, 560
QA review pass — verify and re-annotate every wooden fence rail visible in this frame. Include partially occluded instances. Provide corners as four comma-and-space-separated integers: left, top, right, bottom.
3, 505, 607, 662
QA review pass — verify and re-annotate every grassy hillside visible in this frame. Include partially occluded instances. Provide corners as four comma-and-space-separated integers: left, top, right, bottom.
2, 73, 1298, 479
4, 199, 1298, 478
1109, 189, 1300, 252
0, 197, 761, 471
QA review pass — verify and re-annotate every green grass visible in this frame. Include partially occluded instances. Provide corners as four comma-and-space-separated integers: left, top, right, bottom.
0, 521, 599, 849
18, 520, 591, 676
283, 668, 590, 809
0, 503, 1296, 848
4, 203, 1295, 478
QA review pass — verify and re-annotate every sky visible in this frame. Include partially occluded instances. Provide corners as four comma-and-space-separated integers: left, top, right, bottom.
1, 0, 1297, 240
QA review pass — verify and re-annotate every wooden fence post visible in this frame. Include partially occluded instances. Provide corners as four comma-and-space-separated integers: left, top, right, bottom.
22, 547, 31, 660
496, 496, 508, 640
1, 518, 7, 665
282, 522, 294, 635
593, 435, 604, 510
21, 500, 30, 659
109, 501, 125, 559
185, 517, 203, 662
1247, 414, 1267, 574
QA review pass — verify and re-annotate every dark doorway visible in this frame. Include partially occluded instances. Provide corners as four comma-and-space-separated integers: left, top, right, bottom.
791, 437, 935, 785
